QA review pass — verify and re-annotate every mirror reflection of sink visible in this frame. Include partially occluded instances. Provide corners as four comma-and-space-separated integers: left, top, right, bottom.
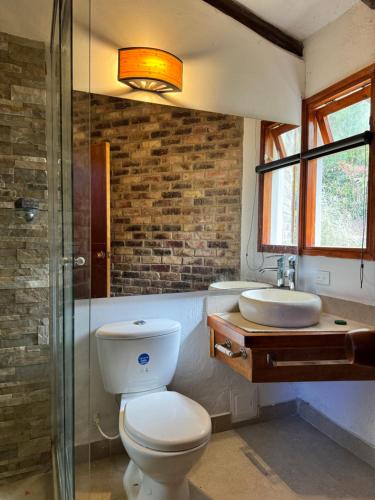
209, 281, 273, 291
239, 289, 322, 328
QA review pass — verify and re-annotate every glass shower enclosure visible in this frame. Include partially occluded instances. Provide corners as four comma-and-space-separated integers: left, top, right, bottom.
0, 0, 89, 497
50, 0, 92, 498
49, 0, 75, 498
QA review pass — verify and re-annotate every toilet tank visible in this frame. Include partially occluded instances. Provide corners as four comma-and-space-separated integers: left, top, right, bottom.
95, 318, 181, 394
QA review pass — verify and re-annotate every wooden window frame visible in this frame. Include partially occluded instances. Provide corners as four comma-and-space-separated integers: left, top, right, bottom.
300, 64, 375, 260
258, 64, 375, 260
258, 121, 299, 254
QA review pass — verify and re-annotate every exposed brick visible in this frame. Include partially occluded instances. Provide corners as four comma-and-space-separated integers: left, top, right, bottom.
0, 31, 50, 480
73, 91, 243, 295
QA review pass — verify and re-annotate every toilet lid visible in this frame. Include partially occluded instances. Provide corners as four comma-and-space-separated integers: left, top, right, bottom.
124, 392, 211, 452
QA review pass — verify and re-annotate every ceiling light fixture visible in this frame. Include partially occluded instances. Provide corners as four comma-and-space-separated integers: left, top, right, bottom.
118, 47, 183, 93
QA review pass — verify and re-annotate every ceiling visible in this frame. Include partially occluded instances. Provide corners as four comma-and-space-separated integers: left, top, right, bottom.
236, 0, 359, 40
73, 0, 305, 122
0, 0, 359, 45
0, 0, 363, 122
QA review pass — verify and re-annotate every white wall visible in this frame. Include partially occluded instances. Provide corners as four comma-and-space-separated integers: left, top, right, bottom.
295, 2, 375, 447
73, 0, 305, 124
74, 116, 298, 447
75, 292, 298, 445
304, 2, 375, 98
239, 2, 375, 447
297, 0, 375, 306
241, 2, 375, 304
76, 294, 261, 445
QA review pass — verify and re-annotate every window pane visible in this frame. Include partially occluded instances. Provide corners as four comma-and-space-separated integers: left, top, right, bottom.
311, 146, 368, 248
264, 136, 279, 163
263, 124, 300, 163
265, 164, 299, 246
327, 98, 370, 142
280, 127, 301, 156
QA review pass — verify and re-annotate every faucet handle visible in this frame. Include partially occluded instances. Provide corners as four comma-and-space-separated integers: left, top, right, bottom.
288, 255, 296, 267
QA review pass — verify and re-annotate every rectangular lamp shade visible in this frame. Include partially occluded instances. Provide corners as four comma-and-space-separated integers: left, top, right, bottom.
118, 47, 183, 93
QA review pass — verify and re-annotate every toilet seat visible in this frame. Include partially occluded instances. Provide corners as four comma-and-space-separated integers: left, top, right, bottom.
123, 391, 211, 452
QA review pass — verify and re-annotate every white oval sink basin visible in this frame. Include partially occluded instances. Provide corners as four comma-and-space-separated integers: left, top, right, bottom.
239, 289, 322, 328
209, 281, 273, 291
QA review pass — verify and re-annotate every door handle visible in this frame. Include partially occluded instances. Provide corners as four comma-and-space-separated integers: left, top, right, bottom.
74, 256, 86, 267
95, 251, 106, 259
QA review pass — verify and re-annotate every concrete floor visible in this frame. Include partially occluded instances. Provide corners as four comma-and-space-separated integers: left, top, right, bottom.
2, 416, 375, 499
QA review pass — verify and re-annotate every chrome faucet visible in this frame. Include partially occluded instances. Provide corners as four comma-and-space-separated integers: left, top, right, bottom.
259, 255, 285, 288
287, 256, 296, 290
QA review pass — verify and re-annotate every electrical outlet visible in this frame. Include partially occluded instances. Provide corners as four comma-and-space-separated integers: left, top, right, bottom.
316, 270, 330, 286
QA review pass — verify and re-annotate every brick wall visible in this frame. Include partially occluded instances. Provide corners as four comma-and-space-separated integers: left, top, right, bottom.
73, 92, 243, 295
0, 32, 50, 481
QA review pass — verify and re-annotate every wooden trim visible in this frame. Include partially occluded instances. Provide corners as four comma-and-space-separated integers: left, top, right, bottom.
259, 243, 298, 255
257, 121, 271, 251
317, 85, 371, 118
272, 131, 287, 158
104, 142, 111, 298
258, 120, 299, 253
305, 161, 317, 247
201, 0, 303, 57
261, 172, 272, 245
257, 173, 265, 253
298, 101, 308, 254
305, 64, 375, 109
303, 114, 318, 247
302, 247, 374, 260
316, 114, 333, 145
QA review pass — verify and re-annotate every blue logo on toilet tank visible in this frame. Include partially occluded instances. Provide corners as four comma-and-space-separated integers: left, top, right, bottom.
138, 353, 150, 365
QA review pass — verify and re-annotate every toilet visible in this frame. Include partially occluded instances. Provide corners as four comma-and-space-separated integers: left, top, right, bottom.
95, 318, 211, 500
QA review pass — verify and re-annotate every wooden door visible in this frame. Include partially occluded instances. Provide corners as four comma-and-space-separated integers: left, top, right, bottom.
73, 142, 110, 299
91, 142, 111, 298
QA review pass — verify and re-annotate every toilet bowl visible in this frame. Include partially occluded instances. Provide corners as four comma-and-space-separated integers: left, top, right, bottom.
119, 391, 211, 500
95, 319, 212, 500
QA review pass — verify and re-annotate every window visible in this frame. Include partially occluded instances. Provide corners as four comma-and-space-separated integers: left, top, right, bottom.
258, 64, 375, 259
259, 122, 301, 252
302, 65, 374, 258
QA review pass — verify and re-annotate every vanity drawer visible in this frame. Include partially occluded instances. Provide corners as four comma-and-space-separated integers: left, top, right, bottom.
210, 328, 252, 380
208, 314, 375, 383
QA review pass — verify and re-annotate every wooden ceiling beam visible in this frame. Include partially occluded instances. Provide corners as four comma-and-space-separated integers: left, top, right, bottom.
201, 0, 303, 57
361, 0, 375, 8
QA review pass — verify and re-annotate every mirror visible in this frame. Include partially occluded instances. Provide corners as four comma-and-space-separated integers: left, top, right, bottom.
72, 0, 305, 297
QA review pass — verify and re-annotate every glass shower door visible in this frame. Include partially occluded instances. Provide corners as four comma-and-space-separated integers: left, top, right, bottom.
49, 0, 75, 498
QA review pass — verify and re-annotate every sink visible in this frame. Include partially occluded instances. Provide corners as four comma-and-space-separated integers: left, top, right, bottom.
239, 289, 322, 328
209, 281, 273, 291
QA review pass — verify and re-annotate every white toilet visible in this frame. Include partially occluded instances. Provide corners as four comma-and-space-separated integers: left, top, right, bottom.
95, 318, 211, 500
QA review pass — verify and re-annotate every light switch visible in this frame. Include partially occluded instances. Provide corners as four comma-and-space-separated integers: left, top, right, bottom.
316, 270, 330, 286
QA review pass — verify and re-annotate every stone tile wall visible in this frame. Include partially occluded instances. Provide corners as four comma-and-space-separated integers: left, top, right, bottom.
73, 92, 243, 295
0, 32, 50, 481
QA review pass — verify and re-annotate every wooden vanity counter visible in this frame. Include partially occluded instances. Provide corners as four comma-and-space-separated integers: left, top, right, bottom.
208, 313, 375, 382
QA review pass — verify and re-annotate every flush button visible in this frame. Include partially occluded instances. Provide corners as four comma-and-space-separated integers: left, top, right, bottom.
134, 320, 146, 326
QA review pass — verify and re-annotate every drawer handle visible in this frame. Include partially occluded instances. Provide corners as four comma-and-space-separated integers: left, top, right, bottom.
215, 340, 247, 359
266, 354, 349, 367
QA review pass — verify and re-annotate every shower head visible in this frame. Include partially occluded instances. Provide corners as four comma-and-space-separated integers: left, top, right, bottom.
15, 198, 39, 223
